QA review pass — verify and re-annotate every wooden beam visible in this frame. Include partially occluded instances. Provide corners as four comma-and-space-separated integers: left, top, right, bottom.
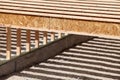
16, 28, 21, 56
0, 0, 120, 23
51, 32, 55, 41
65, 32, 68, 36
1, 13, 120, 37
43, 31, 47, 45
6, 27, 11, 60
26, 30, 31, 52
35, 30, 39, 48
58, 32, 62, 38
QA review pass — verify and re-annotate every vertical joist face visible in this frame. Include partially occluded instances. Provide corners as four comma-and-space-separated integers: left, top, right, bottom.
16, 29, 21, 56
43, 31, 47, 45
26, 30, 31, 52
58, 32, 62, 38
35, 31, 39, 48
65, 32, 68, 36
51, 32, 55, 41
6, 27, 11, 60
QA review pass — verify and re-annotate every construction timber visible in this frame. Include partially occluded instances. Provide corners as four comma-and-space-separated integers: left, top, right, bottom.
0, 0, 120, 36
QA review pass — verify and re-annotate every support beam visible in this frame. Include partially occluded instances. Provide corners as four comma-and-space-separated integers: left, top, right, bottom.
43, 31, 47, 45
16, 28, 21, 56
65, 32, 68, 36
51, 32, 55, 41
35, 31, 39, 48
1, 11, 120, 37
6, 27, 11, 60
26, 30, 31, 52
58, 32, 62, 38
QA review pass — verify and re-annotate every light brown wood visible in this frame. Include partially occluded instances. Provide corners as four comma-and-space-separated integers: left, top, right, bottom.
58, 32, 62, 38
65, 33, 68, 36
6, 27, 11, 60
26, 30, 31, 52
43, 31, 47, 45
0, 13, 120, 37
0, 0, 120, 23
16, 28, 21, 56
1, 0, 120, 37
51, 32, 55, 41
35, 30, 39, 48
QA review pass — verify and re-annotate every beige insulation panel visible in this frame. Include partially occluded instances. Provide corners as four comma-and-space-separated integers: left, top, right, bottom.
0, 0, 120, 36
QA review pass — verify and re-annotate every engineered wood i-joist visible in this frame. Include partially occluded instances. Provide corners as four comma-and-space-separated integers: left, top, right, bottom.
6, 27, 11, 60
0, 0, 120, 36
16, 28, 21, 56
51, 32, 55, 41
26, 30, 31, 52
35, 30, 39, 48
43, 32, 47, 45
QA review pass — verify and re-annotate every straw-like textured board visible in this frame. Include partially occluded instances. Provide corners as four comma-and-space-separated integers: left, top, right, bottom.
0, 13, 120, 36
0, 13, 50, 29
0, 0, 120, 36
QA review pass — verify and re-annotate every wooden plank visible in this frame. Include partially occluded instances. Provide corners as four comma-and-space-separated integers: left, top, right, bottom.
0, 5, 120, 19
51, 32, 55, 41
0, 2, 120, 15
26, 30, 30, 52
0, 13, 120, 37
1, 0, 120, 37
6, 27, 11, 60
0, 9, 120, 23
0, 3, 118, 15
0, 0, 120, 23
43, 31, 47, 45
16, 28, 21, 56
58, 32, 62, 38
35, 30, 39, 48
65, 32, 68, 36
1, 0, 120, 8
